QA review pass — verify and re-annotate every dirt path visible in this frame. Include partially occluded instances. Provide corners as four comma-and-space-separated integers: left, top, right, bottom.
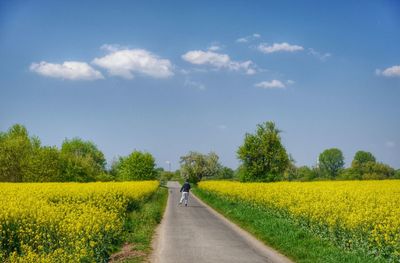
151, 181, 293, 263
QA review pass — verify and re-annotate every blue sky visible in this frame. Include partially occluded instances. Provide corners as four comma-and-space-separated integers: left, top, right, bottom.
1, 0, 399, 170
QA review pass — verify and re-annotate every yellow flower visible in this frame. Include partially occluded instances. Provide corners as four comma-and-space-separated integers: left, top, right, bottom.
199, 180, 400, 260
0, 181, 158, 262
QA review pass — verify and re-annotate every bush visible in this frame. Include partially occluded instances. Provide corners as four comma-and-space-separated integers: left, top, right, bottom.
338, 168, 361, 180
360, 162, 395, 180
298, 166, 317, 181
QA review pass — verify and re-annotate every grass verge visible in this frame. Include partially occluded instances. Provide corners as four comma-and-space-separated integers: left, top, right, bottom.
110, 186, 168, 263
193, 188, 385, 263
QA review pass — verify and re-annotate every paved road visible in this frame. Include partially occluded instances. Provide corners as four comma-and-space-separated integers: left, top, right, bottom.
152, 181, 293, 263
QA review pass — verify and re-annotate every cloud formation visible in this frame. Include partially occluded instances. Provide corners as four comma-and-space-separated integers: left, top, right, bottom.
236, 33, 261, 43
92, 47, 174, 79
181, 50, 256, 75
308, 48, 331, 61
208, 45, 221, 51
255, 80, 286, 89
258, 42, 304, 53
376, 65, 400, 77
30, 61, 104, 80
184, 79, 205, 90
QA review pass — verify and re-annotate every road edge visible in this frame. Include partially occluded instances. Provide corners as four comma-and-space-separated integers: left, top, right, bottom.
150, 187, 171, 263
191, 190, 294, 263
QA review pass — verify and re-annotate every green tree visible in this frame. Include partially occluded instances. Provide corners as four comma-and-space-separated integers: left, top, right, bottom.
0, 124, 34, 182
237, 121, 289, 182
219, 166, 234, 179
395, 169, 400, 179
180, 152, 222, 183
283, 155, 298, 181
60, 153, 99, 182
338, 168, 360, 180
61, 138, 106, 171
298, 166, 317, 181
109, 157, 123, 178
60, 138, 106, 181
360, 162, 395, 180
352, 151, 376, 166
117, 151, 157, 180
318, 148, 344, 179
24, 146, 62, 182
345, 150, 396, 180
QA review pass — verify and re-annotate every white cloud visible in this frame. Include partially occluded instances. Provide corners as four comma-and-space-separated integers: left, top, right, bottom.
385, 141, 396, 148
30, 61, 104, 80
208, 45, 221, 51
236, 33, 261, 43
182, 50, 229, 67
236, 38, 248, 43
258, 42, 304, 53
376, 65, 400, 77
92, 47, 174, 79
255, 80, 286, 89
308, 48, 331, 61
100, 44, 125, 52
217, 124, 227, 130
287, 80, 295, 85
184, 79, 205, 90
181, 50, 256, 75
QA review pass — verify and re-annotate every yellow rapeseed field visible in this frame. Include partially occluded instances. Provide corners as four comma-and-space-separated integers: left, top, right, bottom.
199, 180, 400, 260
0, 181, 159, 262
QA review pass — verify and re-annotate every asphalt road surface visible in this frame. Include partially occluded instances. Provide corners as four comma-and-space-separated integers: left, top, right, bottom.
152, 181, 293, 263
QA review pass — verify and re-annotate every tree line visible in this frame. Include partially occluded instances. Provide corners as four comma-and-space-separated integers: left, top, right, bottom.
179, 121, 400, 183
0, 124, 157, 182
1, 122, 399, 183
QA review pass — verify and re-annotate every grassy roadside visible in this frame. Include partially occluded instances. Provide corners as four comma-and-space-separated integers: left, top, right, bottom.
193, 188, 384, 263
110, 186, 168, 263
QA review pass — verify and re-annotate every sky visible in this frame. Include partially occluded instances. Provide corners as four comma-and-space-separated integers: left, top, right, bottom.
0, 0, 399, 170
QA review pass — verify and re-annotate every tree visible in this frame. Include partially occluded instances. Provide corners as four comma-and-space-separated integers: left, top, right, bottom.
360, 162, 395, 180
395, 170, 400, 179
352, 151, 376, 166
318, 148, 344, 179
117, 151, 157, 180
344, 150, 396, 180
298, 166, 317, 181
338, 168, 360, 180
61, 138, 106, 171
60, 138, 106, 182
60, 153, 99, 182
180, 152, 222, 183
283, 154, 297, 181
109, 157, 123, 178
0, 124, 34, 182
24, 146, 62, 182
219, 167, 234, 179
237, 121, 289, 182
